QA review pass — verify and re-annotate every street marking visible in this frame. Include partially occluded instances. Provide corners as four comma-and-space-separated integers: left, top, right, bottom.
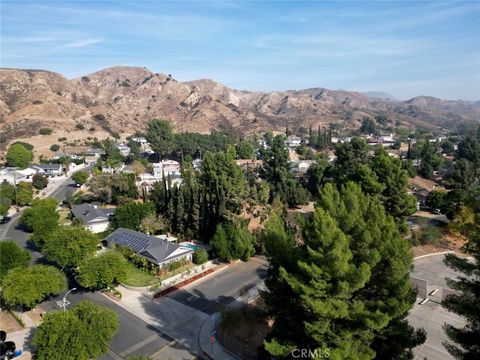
118, 334, 166, 357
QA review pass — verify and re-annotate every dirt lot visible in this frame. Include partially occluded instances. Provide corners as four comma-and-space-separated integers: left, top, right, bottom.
0, 311, 23, 333
219, 298, 270, 360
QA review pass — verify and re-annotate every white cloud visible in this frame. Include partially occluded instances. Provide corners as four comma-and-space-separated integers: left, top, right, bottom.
63, 38, 103, 48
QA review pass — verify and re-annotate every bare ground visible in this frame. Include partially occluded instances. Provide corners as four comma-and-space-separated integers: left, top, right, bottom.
219, 298, 271, 360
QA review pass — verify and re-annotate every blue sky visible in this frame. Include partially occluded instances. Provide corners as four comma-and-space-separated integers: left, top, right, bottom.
1, 0, 479, 100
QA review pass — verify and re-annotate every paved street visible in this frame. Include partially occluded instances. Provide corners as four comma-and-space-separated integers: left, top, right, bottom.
408, 253, 467, 360
41, 291, 178, 360
168, 257, 268, 315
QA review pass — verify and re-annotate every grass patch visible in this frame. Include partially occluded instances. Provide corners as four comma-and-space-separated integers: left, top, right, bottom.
58, 209, 72, 225
124, 263, 157, 287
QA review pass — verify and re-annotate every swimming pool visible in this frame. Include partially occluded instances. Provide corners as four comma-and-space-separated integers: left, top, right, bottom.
180, 242, 203, 251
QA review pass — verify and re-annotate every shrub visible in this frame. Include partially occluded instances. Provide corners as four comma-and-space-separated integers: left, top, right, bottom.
58, 137, 67, 142
32, 100, 43, 105
192, 248, 208, 265
76, 124, 85, 130
50, 144, 60, 152
93, 114, 106, 121
11, 141, 34, 151
89, 127, 96, 132
32, 173, 48, 190
39, 128, 53, 135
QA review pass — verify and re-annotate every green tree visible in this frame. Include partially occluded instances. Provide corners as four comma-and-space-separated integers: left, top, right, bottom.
441, 140, 455, 155
146, 119, 175, 159
139, 213, 168, 235
111, 202, 155, 230
77, 251, 128, 289
192, 248, 208, 265
442, 204, 480, 359
20, 198, 59, 247
211, 220, 254, 262
32, 173, 48, 190
72, 170, 89, 185
0, 180, 15, 216
32, 300, 118, 360
0, 240, 31, 283
236, 140, 255, 159
16, 181, 33, 206
426, 190, 447, 210
260, 134, 309, 207
369, 149, 417, 228
417, 140, 443, 179
43, 226, 98, 268
6, 143, 33, 169
360, 117, 377, 134
263, 182, 422, 359
2, 265, 67, 309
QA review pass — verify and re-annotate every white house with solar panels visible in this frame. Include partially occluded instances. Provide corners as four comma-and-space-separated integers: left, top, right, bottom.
104, 228, 194, 268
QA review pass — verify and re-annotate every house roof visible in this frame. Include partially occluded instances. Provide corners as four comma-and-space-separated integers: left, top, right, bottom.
31, 163, 62, 171
71, 204, 116, 224
105, 228, 193, 264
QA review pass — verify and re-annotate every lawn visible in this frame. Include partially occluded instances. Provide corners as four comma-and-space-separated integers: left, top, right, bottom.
123, 263, 157, 287
57, 209, 72, 225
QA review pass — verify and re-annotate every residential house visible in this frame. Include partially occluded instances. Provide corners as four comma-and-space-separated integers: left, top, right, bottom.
152, 160, 181, 177
131, 136, 148, 145
102, 163, 125, 174
286, 136, 302, 148
104, 228, 194, 268
31, 163, 63, 177
71, 203, 116, 233
138, 173, 182, 189
117, 143, 131, 157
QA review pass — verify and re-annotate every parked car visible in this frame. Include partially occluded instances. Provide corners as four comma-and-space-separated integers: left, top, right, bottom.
0, 216, 11, 225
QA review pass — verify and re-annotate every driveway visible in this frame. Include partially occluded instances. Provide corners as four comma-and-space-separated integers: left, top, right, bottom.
408, 253, 467, 360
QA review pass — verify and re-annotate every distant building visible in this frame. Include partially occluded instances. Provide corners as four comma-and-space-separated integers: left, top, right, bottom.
104, 228, 193, 268
131, 137, 148, 144
152, 160, 181, 177
101, 163, 125, 174
286, 136, 302, 148
117, 143, 131, 156
138, 173, 182, 189
71, 204, 116, 233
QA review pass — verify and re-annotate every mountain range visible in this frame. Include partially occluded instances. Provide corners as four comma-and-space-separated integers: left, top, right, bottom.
1, 66, 479, 148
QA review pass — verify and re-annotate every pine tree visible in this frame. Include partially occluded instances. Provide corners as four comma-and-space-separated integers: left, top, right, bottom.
263, 182, 422, 359
442, 204, 480, 359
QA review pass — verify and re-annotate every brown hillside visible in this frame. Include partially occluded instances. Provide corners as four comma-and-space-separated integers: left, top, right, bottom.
1, 66, 479, 150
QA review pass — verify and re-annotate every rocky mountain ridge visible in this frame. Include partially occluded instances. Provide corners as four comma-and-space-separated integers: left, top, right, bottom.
1, 66, 479, 146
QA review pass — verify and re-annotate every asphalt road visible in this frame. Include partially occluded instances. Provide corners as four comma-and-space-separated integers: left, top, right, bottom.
41, 291, 175, 359
0, 176, 80, 263
167, 257, 268, 315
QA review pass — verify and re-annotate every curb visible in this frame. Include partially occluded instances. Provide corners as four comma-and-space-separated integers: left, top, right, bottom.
414, 251, 455, 260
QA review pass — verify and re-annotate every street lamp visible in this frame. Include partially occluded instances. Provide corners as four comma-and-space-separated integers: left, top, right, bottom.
62, 288, 77, 312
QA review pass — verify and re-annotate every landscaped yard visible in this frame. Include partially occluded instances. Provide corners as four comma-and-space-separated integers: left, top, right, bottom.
158, 262, 196, 281
57, 208, 72, 225
123, 263, 157, 287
